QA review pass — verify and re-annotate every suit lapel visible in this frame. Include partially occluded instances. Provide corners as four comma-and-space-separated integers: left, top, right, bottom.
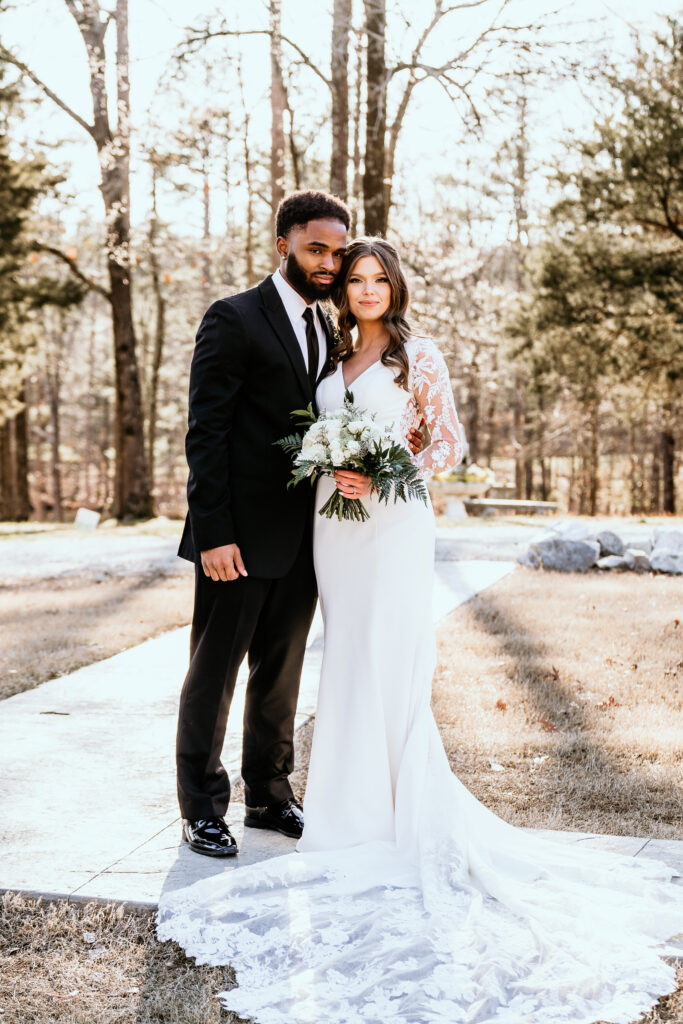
258, 276, 312, 403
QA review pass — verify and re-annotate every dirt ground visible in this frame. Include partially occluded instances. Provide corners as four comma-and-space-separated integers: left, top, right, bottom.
1, 565, 682, 1023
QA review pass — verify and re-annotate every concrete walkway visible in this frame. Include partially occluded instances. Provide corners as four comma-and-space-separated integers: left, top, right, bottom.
0, 558, 531, 908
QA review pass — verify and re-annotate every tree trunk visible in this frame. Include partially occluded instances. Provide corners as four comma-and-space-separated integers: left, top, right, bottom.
269, 0, 286, 239
85, 0, 151, 518
660, 389, 676, 514
147, 166, 166, 498
201, 127, 212, 311
649, 437, 661, 513
588, 402, 599, 516
0, 419, 13, 521
47, 356, 62, 523
14, 383, 30, 520
363, 0, 386, 236
350, 41, 363, 234
330, 0, 351, 199
466, 361, 480, 463
513, 373, 525, 498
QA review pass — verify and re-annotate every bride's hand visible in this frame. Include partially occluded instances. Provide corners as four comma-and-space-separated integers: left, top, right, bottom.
334, 470, 372, 499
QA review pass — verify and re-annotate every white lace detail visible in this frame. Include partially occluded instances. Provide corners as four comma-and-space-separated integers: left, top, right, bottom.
406, 338, 464, 480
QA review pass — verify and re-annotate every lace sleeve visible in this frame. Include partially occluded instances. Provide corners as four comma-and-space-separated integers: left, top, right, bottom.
409, 339, 464, 480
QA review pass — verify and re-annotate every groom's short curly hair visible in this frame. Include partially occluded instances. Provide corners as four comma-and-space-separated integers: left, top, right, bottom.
276, 190, 350, 239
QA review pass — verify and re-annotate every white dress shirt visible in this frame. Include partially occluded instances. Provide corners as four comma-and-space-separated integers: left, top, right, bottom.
271, 268, 327, 382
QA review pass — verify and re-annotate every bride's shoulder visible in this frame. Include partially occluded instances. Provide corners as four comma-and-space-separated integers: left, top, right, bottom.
404, 336, 445, 368
404, 335, 435, 356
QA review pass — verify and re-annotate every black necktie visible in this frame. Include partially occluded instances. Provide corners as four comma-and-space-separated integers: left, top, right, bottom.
302, 306, 319, 394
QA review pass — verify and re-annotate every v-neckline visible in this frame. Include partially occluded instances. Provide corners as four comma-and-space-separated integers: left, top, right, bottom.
341, 357, 383, 392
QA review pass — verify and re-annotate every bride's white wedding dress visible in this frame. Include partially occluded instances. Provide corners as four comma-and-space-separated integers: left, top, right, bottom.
158, 338, 683, 1024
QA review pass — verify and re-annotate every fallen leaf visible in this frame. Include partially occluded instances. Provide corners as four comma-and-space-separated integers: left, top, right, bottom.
495, 698, 507, 710
596, 695, 622, 710
539, 718, 556, 731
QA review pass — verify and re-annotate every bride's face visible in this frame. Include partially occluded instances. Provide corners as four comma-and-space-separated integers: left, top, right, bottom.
345, 255, 392, 324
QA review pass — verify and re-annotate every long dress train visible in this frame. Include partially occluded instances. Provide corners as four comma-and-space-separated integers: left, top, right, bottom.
157, 338, 683, 1024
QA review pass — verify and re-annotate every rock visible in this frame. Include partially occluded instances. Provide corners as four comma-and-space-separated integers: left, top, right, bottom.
535, 538, 600, 572
547, 521, 596, 543
652, 529, 683, 555
597, 553, 634, 571
627, 538, 652, 555
596, 530, 625, 558
626, 548, 651, 573
517, 546, 540, 568
650, 550, 683, 574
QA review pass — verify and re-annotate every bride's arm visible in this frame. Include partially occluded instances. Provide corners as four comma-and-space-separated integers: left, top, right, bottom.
410, 339, 464, 479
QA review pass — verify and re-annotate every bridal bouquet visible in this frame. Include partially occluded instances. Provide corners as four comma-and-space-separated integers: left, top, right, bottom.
275, 391, 428, 522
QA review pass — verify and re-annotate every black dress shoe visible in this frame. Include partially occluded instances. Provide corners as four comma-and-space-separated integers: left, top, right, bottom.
244, 798, 304, 839
181, 817, 238, 857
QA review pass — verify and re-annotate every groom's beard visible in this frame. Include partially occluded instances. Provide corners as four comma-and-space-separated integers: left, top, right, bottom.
285, 251, 337, 302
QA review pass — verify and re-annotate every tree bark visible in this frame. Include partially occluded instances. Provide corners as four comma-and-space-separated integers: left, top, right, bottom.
649, 436, 661, 513
351, 40, 363, 234
59, 0, 152, 518
0, 419, 13, 521
588, 402, 599, 516
47, 353, 62, 523
660, 386, 676, 514
465, 360, 480, 464
14, 383, 30, 520
270, 0, 286, 239
363, 0, 386, 236
147, 163, 166, 499
330, 0, 351, 199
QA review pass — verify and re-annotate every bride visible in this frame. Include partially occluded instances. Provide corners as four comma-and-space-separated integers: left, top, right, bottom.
158, 238, 682, 1024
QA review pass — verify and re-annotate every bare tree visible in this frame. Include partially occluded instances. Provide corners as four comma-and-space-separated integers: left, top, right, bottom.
270, 0, 286, 239
331, 0, 352, 198
2, 0, 152, 518
363, 0, 386, 235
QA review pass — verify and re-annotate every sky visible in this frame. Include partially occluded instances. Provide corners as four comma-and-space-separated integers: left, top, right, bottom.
1, 0, 680, 241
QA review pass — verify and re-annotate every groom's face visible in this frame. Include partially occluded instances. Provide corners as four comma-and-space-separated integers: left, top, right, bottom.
277, 218, 348, 303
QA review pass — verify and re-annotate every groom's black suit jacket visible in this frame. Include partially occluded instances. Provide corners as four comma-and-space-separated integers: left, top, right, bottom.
178, 275, 334, 579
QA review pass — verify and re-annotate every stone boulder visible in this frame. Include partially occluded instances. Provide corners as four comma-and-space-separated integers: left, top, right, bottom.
597, 552, 634, 571
517, 546, 540, 568
650, 550, 683, 575
626, 549, 651, 573
533, 538, 600, 572
627, 538, 652, 555
596, 530, 625, 558
652, 529, 683, 555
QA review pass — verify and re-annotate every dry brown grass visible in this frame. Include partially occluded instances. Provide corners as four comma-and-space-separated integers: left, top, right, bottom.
0, 893, 245, 1024
0, 571, 194, 701
434, 568, 683, 837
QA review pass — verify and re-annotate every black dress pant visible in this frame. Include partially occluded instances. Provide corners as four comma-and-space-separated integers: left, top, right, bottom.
176, 535, 317, 819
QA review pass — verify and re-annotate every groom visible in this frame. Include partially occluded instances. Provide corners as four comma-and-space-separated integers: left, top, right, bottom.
176, 190, 351, 856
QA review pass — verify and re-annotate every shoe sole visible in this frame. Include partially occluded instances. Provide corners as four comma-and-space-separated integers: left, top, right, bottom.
244, 816, 302, 839
182, 833, 238, 857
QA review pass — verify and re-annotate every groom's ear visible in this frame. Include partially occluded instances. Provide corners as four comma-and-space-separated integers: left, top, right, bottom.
275, 236, 288, 260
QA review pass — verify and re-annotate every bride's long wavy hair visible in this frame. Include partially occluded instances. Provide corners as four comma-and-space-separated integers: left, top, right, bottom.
328, 237, 412, 392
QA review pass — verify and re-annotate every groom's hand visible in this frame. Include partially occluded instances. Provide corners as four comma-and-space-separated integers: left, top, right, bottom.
407, 418, 425, 455
200, 544, 248, 582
